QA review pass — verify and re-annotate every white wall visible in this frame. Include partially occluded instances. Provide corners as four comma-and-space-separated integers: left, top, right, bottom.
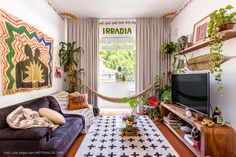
171, 0, 236, 129
0, 0, 65, 108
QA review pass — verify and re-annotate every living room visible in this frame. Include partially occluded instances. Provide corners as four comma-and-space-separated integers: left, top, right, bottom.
0, 0, 235, 157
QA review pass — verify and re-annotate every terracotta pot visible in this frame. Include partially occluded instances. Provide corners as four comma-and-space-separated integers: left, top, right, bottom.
154, 117, 159, 121
148, 113, 154, 119
219, 23, 235, 32
122, 75, 127, 81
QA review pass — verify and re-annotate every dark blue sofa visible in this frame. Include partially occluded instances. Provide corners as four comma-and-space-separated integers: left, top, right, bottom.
0, 96, 85, 157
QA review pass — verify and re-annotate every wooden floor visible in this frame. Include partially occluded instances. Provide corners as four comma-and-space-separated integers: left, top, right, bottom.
65, 112, 195, 157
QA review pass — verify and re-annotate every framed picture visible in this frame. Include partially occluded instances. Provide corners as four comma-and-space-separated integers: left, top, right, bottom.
55, 67, 62, 78
192, 15, 210, 44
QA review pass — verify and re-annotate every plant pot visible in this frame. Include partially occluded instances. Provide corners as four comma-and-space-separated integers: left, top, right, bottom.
148, 112, 154, 119
219, 23, 235, 32
154, 117, 159, 121
165, 51, 173, 55
122, 75, 127, 81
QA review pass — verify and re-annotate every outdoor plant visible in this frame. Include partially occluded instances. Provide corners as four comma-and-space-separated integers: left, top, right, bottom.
100, 49, 135, 80
59, 42, 84, 93
208, 5, 236, 94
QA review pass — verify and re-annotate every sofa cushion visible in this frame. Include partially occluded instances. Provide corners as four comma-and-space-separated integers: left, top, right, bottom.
68, 93, 89, 110
46, 96, 63, 113
0, 127, 50, 140
39, 108, 65, 125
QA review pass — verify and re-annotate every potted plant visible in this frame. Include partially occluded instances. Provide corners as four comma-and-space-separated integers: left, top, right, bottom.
121, 97, 143, 115
208, 5, 236, 94
148, 108, 154, 119
161, 42, 179, 54
161, 88, 172, 104
59, 42, 84, 93
212, 105, 231, 126
152, 106, 162, 122
212, 105, 222, 124
208, 5, 236, 33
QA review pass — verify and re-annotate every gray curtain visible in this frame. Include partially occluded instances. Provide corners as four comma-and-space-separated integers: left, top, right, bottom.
67, 18, 99, 114
136, 18, 171, 99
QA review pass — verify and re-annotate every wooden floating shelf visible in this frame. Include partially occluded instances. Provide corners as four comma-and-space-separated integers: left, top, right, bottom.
179, 30, 236, 55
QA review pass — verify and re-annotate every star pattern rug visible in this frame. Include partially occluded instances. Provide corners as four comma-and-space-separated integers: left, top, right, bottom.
75, 115, 179, 157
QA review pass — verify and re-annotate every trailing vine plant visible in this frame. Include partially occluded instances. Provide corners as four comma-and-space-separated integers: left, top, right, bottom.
208, 5, 236, 94
207, 5, 236, 126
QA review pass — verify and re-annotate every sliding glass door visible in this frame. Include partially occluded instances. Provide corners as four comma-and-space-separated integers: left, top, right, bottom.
98, 19, 136, 113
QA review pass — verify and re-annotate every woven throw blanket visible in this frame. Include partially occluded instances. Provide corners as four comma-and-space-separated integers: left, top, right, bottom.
6, 106, 58, 130
51, 91, 94, 133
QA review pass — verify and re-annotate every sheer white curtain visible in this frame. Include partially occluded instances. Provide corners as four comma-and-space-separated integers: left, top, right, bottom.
136, 18, 171, 110
67, 18, 99, 115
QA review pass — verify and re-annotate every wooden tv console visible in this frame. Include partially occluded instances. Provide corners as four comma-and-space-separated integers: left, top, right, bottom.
161, 103, 236, 157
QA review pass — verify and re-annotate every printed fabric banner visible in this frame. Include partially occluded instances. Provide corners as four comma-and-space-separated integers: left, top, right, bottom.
0, 9, 53, 95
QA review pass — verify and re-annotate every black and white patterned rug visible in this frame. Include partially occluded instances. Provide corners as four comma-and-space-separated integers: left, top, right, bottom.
75, 115, 179, 157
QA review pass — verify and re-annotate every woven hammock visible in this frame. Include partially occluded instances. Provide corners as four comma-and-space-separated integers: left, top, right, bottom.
83, 83, 154, 103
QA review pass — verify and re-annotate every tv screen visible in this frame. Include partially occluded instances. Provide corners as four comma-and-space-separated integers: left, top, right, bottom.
172, 73, 210, 115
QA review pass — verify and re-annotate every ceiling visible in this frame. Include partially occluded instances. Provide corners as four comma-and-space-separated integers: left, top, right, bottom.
50, 0, 186, 18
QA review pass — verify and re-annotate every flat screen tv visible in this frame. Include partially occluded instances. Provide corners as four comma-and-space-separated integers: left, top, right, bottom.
172, 73, 210, 116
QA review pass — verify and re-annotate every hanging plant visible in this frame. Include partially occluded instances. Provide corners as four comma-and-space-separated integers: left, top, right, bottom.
161, 42, 182, 73
208, 5, 236, 94
161, 42, 179, 54
59, 42, 84, 93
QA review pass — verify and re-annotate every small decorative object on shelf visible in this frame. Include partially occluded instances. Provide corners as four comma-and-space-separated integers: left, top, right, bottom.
185, 110, 192, 117
178, 35, 188, 50
201, 118, 214, 127
191, 127, 201, 150
167, 112, 175, 120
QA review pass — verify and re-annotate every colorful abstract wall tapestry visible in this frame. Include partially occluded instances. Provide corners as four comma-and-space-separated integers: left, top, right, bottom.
0, 9, 54, 95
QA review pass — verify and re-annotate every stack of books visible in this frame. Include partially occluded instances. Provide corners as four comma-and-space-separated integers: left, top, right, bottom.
163, 116, 182, 125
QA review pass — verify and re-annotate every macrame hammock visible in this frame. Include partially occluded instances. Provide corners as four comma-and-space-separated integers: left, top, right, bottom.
83, 83, 154, 103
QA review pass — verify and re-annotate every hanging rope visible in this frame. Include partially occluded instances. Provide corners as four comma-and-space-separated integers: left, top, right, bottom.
83, 83, 154, 103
